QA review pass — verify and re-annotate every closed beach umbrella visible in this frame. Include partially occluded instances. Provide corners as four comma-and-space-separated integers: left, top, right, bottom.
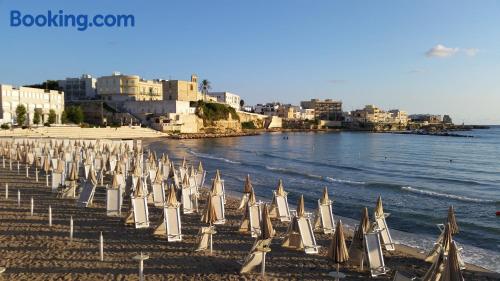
211, 171, 224, 195
69, 162, 78, 181
43, 156, 50, 173
361, 207, 370, 231
276, 179, 286, 197
182, 174, 189, 187
261, 204, 275, 240
111, 173, 119, 188
441, 242, 464, 281
153, 168, 163, 184
89, 165, 98, 186
248, 188, 257, 205
214, 169, 221, 182
201, 194, 217, 225
243, 174, 253, 194
181, 157, 187, 168
320, 187, 330, 205
166, 184, 179, 207
197, 161, 203, 174
446, 206, 459, 235
133, 177, 146, 198
422, 251, 445, 281
328, 220, 349, 281
441, 223, 452, 254
296, 195, 305, 218
374, 195, 384, 219
56, 158, 65, 173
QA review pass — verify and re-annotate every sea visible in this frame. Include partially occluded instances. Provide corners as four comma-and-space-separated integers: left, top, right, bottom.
146, 126, 500, 272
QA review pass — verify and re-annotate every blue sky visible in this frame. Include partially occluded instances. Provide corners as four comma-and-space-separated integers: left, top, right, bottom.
1, 0, 499, 124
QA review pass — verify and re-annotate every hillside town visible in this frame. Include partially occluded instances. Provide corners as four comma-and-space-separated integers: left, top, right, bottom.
0, 72, 459, 136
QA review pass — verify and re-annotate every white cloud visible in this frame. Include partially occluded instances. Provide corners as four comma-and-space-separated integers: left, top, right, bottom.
426, 44, 459, 58
464, 48, 479, 57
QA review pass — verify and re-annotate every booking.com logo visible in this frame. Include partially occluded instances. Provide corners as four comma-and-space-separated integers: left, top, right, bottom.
10, 10, 135, 31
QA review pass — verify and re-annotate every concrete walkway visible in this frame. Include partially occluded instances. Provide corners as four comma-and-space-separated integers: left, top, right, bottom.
0, 126, 169, 139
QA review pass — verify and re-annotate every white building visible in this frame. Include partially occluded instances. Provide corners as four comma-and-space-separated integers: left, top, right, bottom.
0, 84, 64, 125
208, 92, 241, 110
58, 74, 97, 101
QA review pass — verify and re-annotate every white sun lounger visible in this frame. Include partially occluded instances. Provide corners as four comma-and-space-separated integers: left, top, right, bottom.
106, 187, 123, 216
249, 204, 262, 238
162, 165, 170, 178
375, 216, 395, 251
51, 172, 63, 192
165, 206, 182, 241
195, 226, 216, 251
315, 199, 335, 234
364, 232, 389, 277
152, 182, 165, 208
131, 197, 150, 229
84, 164, 91, 179
297, 217, 319, 254
195, 170, 206, 188
240, 239, 272, 274
271, 191, 291, 222
211, 194, 226, 225
77, 181, 96, 207
181, 186, 197, 214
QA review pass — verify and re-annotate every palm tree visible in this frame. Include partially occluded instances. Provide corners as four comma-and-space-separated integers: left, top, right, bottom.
199, 79, 211, 101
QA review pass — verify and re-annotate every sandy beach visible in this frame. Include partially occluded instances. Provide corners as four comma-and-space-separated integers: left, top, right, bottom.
0, 165, 499, 280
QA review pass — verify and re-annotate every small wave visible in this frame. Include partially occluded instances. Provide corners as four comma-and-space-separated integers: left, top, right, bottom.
401, 186, 495, 203
188, 150, 241, 164
265, 166, 365, 185
325, 177, 366, 185
265, 166, 323, 179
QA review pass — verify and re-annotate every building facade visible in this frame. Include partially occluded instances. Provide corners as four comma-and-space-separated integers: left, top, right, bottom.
254, 102, 280, 116
300, 99, 342, 120
0, 84, 64, 125
58, 74, 97, 101
208, 92, 241, 110
163, 74, 200, 102
97, 72, 163, 102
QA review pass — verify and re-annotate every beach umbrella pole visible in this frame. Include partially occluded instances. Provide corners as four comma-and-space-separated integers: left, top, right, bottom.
30, 197, 34, 216
17, 190, 20, 207
49, 205, 52, 227
5, 183, 8, 199
70, 216, 74, 241
261, 251, 266, 277
209, 224, 213, 255
17, 161, 20, 174
9, 159, 12, 170
35, 168, 38, 182
26, 165, 29, 178
2, 156, 4, 168
46, 174, 49, 187
99, 232, 104, 261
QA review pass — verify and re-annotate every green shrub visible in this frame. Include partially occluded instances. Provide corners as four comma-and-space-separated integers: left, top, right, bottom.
196, 101, 240, 124
242, 121, 257, 129
1, 124, 10, 130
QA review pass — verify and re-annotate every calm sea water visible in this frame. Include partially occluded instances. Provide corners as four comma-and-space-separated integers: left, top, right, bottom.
146, 126, 500, 272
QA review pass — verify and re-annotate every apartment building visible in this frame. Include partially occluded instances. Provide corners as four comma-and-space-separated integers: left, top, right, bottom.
0, 84, 64, 125
208, 92, 241, 110
97, 72, 163, 102
300, 99, 343, 120
58, 74, 97, 101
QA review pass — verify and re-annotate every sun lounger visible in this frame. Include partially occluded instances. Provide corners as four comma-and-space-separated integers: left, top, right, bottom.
375, 216, 395, 251
364, 232, 389, 277
106, 187, 123, 216
154, 206, 182, 241
211, 194, 226, 225
77, 181, 96, 207
195, 170, 206, 188
152, 182, 165, 208
270, 191, 291, 222
195, 226, 216, 251
58, 182, 78, 199
51, 172, 63, 192
314, 199, 335, 234
249, 204, 262, 237
181, 185, 197, 214
131, 196, 150, 229
240, 239, 272, 274
297, 217, 319, 254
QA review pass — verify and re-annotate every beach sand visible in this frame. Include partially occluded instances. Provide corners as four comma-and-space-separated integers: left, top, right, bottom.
0, 166, 499, 280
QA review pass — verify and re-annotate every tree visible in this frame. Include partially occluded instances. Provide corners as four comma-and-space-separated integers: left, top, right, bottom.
199, 79, 211, 100
15, 104, 27, 126
33, 108, 42, 125
73, 106, 84, 124
48, 109, 57, 124
61, 110, 68, 124
240, 99, 245, 108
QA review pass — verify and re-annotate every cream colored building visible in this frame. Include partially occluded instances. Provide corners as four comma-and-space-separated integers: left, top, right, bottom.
0, 84, 64, 125
97, 72, 163, 102
208, 92, 241, 109
163, 74, 200, 102
352, 105, 408, 125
